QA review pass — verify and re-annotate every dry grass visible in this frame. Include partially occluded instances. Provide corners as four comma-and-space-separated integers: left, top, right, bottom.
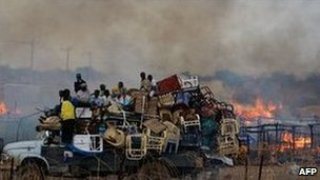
1, 164, 320, 180
218, 165, 320, 180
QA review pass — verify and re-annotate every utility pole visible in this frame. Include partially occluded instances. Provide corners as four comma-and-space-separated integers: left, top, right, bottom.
30, 39, 35, 70
86, 52, 92, 80
0, 40, 35, 70
62, 47, 72, 72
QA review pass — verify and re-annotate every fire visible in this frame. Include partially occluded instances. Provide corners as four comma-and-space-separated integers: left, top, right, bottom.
233, 98, 278, 119
280, 132, 311, 151
0, 101, 8, 115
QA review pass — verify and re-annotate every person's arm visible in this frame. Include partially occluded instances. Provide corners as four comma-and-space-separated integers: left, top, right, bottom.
74, 82, 78, 92
60, 102, 65, 121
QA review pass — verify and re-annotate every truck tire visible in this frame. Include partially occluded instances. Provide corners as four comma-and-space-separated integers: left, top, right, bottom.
137, 161, 171, 180
16, 160, 45, 180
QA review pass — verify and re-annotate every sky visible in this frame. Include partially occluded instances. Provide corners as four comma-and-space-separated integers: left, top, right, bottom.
0, 0, 320, 80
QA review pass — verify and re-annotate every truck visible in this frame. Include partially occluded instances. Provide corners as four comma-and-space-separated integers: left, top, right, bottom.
0, 121, 234, 179
0, 74, 239, 179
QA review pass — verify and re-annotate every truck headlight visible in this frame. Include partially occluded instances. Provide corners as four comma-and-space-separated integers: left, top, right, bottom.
0, 153, 11, 163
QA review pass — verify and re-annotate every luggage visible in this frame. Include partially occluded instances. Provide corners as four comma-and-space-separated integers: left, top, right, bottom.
134, 92, 148, 113
157, 74, 181, 94
158, 93, 175, 107
146, 97, 158, 116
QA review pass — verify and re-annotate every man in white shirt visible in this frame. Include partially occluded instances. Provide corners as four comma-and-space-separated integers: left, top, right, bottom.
76, 83, 90, 103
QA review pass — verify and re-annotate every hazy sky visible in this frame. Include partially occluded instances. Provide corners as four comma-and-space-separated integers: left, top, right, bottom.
0, 0, 320, 79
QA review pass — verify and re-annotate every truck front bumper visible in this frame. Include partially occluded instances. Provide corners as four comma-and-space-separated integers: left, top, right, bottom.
0, 153, 15, 171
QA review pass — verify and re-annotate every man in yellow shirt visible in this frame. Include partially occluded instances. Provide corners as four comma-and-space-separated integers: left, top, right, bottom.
60, 89, 76, 144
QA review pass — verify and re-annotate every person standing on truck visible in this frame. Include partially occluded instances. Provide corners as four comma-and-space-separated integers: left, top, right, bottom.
75, 83, 91, 105
140, 72, 151, 92
60, 89, 76, 145
74, 73, 86, 93
147, 74, 157, 97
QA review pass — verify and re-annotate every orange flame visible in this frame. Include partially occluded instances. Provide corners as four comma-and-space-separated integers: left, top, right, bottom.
280, 132, 311, 151
0, 101, 8, 116
233, 98, 278, 119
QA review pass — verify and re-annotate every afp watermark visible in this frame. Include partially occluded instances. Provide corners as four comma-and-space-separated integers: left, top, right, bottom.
298, 167, 318, 176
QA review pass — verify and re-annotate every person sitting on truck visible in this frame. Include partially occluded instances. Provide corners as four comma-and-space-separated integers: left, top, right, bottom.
74, 73, 86, 93
90, 89, 104, 108
100, 84, 106, 96
112, 81, 127, 98
115, 91, 133, 111
60, 89, 76, 145
101, 89, 112, 107
147, 74, 157, 97
140, 72, 151, 92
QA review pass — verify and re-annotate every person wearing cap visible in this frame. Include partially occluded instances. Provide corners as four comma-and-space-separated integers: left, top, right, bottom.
60, 89, 76, 145
74, 73, 86, 93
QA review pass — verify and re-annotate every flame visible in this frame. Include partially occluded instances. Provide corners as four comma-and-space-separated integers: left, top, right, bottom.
0, 101, 8, 115
280, 132, 311, 151
233, 98, 278, 119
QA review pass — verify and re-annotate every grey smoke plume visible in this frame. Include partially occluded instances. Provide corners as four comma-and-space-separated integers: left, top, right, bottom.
0, 0, 320, 82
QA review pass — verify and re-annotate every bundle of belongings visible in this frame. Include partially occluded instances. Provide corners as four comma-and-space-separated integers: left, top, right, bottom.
37, 73, 240, 159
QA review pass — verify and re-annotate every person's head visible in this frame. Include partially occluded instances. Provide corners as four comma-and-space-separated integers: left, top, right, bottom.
100, 84, 106, 91
104, 89, 110, 97
140, 72, 146, 80
147, 74, 153, 81
94, 89, 100, 98
63, 89, 70, 100
59, 90, 64, 98
76, 73, 82, 80
118, 81, 124, 89
80, 83, 87, 91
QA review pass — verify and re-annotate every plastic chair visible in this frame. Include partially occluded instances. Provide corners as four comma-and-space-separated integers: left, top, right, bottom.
159, 109, 173, 122
217, 135, 239, 155
73, 134, 103, 153
163, 121, 180, 154
76, 107, 92, 119
180, 114, 201, 133
220, 118, 240, 136
125, 134, 147, 160
143, 128, 166, 154
179, 75, 199, 90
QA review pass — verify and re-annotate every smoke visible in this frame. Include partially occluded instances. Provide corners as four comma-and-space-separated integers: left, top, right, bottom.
0, 0, 319, 81
201, 70, 320, 117
0, 0, 320, 116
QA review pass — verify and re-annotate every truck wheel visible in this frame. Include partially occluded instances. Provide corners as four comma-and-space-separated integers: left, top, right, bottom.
138, 161, 171, 180
16, 161, 45, 180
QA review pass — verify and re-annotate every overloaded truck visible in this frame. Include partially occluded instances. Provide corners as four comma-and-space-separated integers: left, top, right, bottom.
0, 74, 239, 179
